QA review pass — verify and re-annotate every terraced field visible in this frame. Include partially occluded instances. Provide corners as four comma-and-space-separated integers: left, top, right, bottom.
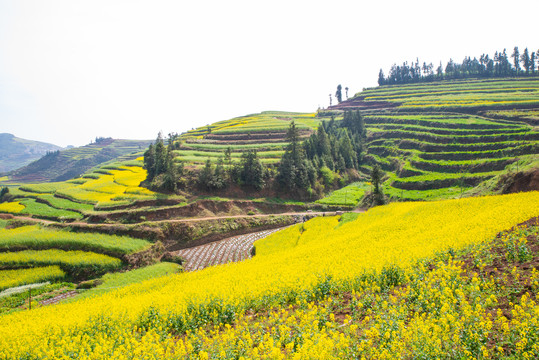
8, 138, 152, 183
177, 111, 320, 167
0, 157, 175, 219
330, 78, 539, 201
340, 78, 539, 111
0, 223, 151, 288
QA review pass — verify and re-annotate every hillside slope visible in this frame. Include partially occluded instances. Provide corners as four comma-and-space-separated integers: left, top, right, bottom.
176, 111, 319, 168
0, 133, 61, 173
8, 138, 152, 183
327, 77, 539, 200
0, 192, 537, 358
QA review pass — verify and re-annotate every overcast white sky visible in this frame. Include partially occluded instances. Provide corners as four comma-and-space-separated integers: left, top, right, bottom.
0, 0, 537, 147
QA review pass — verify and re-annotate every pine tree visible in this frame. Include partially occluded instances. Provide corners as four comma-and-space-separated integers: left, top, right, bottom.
286, 121, 302, 161
154, 133, 167, 176
371, 165, 382, 195
335, 84, 342, 103
512, 47, 521, 74
0, 187, 9, 202
211, 158, 228, 190
163, 151, 178, 191
378, 69, 385, 85
521, 48, 530, 74
143, 144, 156, 181
224, 147, 232, 166
240, 150, 265, 190
316, 124, 330, 157
198, 159, 214, 190
370, 165, 385, 206
277, 121, 313, 192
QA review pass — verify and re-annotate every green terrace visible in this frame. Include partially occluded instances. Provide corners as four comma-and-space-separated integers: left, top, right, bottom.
180, 142, 289, 152
364, 113, 520, 128
0, 224, 152, 287
357, 78, 539, 110
0, 158, 178, 219
173, 149, 284, 166
368, 128, 539, 144
182, 111, 319, 137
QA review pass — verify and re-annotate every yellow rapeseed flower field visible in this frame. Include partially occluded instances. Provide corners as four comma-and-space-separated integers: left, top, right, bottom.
0, 192, 537, 358
0, 201, 24, 213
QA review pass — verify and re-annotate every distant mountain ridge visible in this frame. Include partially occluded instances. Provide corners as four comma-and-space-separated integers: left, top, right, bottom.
0, 133, 62, 173
9, 137, 152, 183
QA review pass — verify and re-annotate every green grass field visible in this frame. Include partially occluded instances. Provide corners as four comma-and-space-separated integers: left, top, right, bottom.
316, 182, 370, 207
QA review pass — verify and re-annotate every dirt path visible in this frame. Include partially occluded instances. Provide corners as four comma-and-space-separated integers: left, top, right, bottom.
173, 227, 286, 271
1, 215, 56, 225
40, 290, 78, 306
5, 210, 365, 238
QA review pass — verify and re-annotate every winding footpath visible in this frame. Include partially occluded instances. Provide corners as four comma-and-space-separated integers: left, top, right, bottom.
173, 227, 285, 271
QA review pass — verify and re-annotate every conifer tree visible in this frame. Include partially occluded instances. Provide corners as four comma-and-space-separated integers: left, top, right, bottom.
198, 159, 214, 190
154, 133, 167, 176
521, 48, 531, 74
371, 164, 385, 205
240, 150, 265, 190
335, 84, 342, 103
143, 144, 156, 181
512, 47, 521, 74
378, 69, 385, 85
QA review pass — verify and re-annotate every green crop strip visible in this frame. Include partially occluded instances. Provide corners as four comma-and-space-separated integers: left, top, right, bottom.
0, 225, 150, 256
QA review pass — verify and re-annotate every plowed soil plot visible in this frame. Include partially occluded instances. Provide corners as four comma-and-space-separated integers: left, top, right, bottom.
175, 228, 285, 271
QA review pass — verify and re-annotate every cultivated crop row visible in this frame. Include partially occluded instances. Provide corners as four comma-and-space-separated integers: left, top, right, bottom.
176, 228, 285, 271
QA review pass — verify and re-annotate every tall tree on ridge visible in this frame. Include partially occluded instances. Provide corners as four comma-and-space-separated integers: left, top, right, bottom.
521, 48, 531, 74
512, 47, 521, 75
335, 84, 343, 103
531, 52, 536, 74
144, 143, 156, 181
378, 69, 385, 85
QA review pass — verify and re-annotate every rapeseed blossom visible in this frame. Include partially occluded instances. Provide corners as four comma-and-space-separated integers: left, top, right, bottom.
0, 192, 537, 358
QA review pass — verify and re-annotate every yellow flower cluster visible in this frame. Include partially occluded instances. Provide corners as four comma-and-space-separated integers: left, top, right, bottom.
54, 165, 156, 206
0, 266, 65, 291
0, 192, 536, 358
0, 201, 24, 214
0, 249, 122, 270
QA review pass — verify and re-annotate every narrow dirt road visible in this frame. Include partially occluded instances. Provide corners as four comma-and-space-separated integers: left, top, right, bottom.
8, 209, 363, 229
173, 227, 286, 271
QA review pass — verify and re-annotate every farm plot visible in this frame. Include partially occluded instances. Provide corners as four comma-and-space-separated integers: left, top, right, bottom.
176, 228, 286, 271
358, 78, 539, 110
356, 102, 539, 200
0, 159, 169, 216
183, 111, 320, 137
